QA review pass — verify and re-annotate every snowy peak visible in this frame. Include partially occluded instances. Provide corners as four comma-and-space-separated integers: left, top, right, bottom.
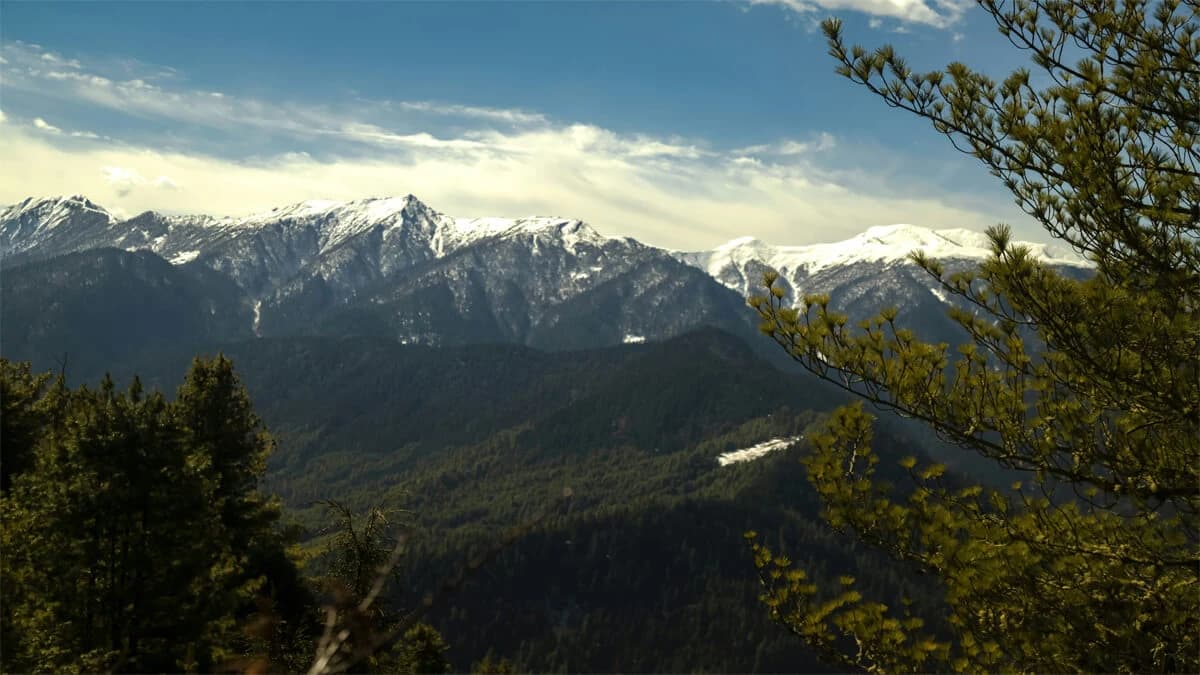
688, 224, 1086, 279
3, 195, 112, 222
245, 194, 428, 225
228, 194, 447, 254
2, 195, 116, 258
175, 196, 609, 257
676, 223, 1092, 307
1, 193, 626, 273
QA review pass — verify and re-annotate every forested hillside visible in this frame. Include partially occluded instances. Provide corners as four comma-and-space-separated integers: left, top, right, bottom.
3, 328, 949, 672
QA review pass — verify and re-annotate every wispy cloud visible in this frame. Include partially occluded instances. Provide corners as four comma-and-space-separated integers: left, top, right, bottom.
32, 117, 62, 134
30, 115, 103, 139
103, 166, 180, 196
0, 41, 1027, 249
747, 0, 972, 28
735, 133, 836, 157
39, 50, 82, 68
392, 100, 547, 126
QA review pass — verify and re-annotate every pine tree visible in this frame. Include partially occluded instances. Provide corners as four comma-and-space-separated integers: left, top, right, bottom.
0, 357, 308, 672
472, 651, 518, 674
0, 359, 60, 492
747, 0, 1198, 671
390, 623, 453, 674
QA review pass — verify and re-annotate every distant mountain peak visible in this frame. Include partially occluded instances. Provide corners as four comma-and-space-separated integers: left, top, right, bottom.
7, 194, 109, 215
677, 223, 1092, 306
717, 235, 761, 247
243, 194, 427, 224
2, 195, 115, 258
693, 224, 1087, 274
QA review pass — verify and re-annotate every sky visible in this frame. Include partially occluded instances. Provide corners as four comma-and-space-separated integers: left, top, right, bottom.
0, 1, 1050, 250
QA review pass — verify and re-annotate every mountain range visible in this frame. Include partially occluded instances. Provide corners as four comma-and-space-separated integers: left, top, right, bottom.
1, 193, 1090, 372
1, 192, 1062, 671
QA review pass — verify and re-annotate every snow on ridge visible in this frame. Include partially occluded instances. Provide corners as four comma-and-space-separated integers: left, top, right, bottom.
1, 197, 116, 256
677, 222, 1092, 301
717, 436, 802, 466
170, 250, 200, 265
193, 196, 609, 256
623, 334, 646, 344
4, 195, 113, 222
447, 216, 608, 253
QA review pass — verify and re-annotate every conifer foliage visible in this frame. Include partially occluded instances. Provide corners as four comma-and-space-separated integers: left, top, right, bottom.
748, 0, 1199, 671
0, 356, 306, 673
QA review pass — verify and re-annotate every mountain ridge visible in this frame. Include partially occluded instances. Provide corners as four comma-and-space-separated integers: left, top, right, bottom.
675, 222, 1091, 301
3, 193, 1090, 292
2, 193, 1092, 360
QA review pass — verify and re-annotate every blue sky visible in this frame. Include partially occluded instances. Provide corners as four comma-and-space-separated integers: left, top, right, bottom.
0, 1, 1049, 249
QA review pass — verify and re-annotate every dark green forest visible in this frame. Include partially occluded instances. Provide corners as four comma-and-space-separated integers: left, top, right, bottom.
1, 328, 947, 672
4, 0, 1192, 669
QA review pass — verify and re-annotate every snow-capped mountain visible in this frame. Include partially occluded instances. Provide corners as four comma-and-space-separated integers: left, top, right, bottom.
1, 194, 625, 298
1, 195, 118, 261
1, 194, 756, 359
1, 193, 1091, 367
675, 224, 1092, 343
677, 224, 1090, 302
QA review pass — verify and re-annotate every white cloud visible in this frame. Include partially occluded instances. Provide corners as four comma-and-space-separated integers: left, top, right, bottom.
0, 40, 1034, 250
393, 101, 547, 126
32, 117, 62, 134
40, 51, 82, 68
1, 122, 1016, 250
28, 115, 103, 139
747, 0, 971, 28
2, 42, 548, 147
736, 132, 836, 157
103, 165, 180, 196
153, 175, 179, 189
0, 109, 6, 124
103, 166, 142, 189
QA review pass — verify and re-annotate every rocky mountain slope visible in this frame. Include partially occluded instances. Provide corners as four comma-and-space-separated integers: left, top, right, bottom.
2, 194, 1092, 362
0, 195, 758, 372
675, 224, 1091, 339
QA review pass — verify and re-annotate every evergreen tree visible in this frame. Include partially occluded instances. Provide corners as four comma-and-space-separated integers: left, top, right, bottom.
319, 500, 404, 614
471, 651, 518, 674
309, 500, 456, 675
747, 0, 1198, 671
0, 359, 60, 492
390, 623, 452, 675
0, 357, 308, 672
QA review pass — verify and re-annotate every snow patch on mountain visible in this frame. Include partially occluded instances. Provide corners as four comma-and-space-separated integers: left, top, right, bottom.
717, 436, 802, 466
170, 250, 200, 264
252, 300, 263, 337
444, 216, 605, 254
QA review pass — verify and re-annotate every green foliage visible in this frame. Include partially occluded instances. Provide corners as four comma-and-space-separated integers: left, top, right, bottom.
6, 329, 944, 672
0, 356, 311, 673
389, 623, 452, 674
471, 651, 518, 674
0, 359, 60, 492
384, 409, 944, 673
748, 1, 1199, 672
309, 499, 413, 673
318, 500, 406, 609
